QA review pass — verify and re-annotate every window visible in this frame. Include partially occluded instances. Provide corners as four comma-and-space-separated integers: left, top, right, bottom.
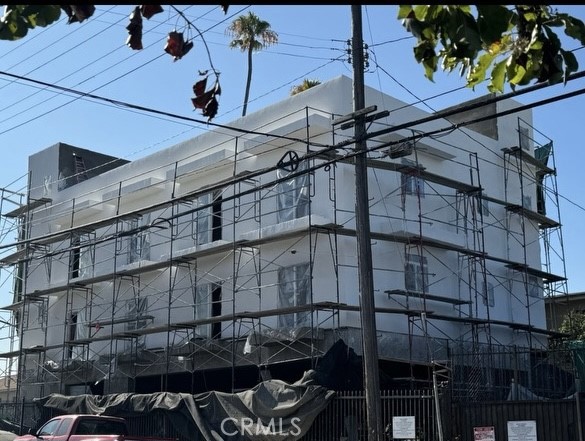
70, 233, 94, 279
194, 283, 212, 338
68, 309, 88, 359
278, 263, 311, 328
70, 235, 81, 278
401, 173, 425, 197
276, 159, 310, 223
519, 126, 531, 151
126, 297, 149, 348
193, 282, 222, 338
522, 195, 532, 210
126, 215, 151, 264
54, 418, 72, 436
483, 282, 495, 307
405, 253, 428, 293
74, 420, 128, 436
476, 197, 490, 218
37, 301, 47, 329
38, 419, 62, 436
528, 275, 540, 298
190, 192, 222, 245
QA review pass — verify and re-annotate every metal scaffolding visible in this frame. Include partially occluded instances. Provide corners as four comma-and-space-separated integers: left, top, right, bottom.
0, 98, 571, 403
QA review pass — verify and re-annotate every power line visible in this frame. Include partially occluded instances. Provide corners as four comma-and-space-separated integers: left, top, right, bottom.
220, 55, 346, 118
4, 73, 585, 253
0, 7, 118, 93
0, 69, 332, 149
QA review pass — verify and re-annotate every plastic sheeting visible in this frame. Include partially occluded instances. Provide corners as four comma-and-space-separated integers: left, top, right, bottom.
35, 378, 335, 441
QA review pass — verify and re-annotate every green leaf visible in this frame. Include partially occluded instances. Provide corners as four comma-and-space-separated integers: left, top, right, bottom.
423, 57, 437, 81
562, 15, 585, 45
451, 5, 471, 15
523, 12, 537, 22
22, 5, 61, 28
467, 51, 495, 87
0, 5, 61, 40
423, 5, 441, 21
529, 39, 543, 50
543, 25, 562, 52
477, 5, 514, 45
413, 40, 435, 63
507, 59, 527, 85
488, 59, 508, 93
452, 13, 482, 59
561, 48, 578, 80
397, 5, 413, 20
413, 5, 429, 21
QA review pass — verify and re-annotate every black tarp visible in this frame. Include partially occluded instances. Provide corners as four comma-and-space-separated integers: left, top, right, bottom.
33, 339, 393, 439
35, 378, 335, 441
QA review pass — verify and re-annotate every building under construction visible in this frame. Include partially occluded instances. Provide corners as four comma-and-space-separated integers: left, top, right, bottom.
0, 75, 571, 403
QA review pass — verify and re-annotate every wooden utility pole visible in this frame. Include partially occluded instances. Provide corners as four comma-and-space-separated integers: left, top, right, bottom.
350, 5, 383, 441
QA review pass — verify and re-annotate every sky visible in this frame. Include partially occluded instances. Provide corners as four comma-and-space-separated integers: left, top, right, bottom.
0, 4, 584, 305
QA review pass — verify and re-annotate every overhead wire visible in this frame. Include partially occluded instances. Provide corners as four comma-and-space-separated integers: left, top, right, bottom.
0, 4, 346, 144
0, 6, 242, 137
0, 4, 580, 220
0, 15, 68, 63
0, 8, 131, 122
4, 76, 585, 253
0, 7, 119, 93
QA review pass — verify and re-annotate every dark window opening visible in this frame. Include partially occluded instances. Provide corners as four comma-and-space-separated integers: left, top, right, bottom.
211, 284, 222, 339
212, 193, 222, 241
68, 312, 78, 359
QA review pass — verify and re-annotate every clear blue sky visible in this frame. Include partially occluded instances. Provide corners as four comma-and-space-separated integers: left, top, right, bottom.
0, 4, 584, 298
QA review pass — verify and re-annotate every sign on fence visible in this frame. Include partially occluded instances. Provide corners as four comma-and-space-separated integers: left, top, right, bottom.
392, 416, 416, 439
507, 420, 537, 441
474, 426, 495, 441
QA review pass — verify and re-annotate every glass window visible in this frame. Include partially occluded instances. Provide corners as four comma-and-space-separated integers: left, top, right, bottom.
54, 418, 73, 436
401, 173, 425, 198
276, 159, 310, 223
37, 301, 47, 329
69, 309, 88, 360
38, 419, 62, 436
476, 196, 489, 217
528, 275, 540, 298
126, 297, 149, 348
192, 193, 212, 245
278, 263, 311, 328
405, 253, 428, 293
194, 283, 212, 338
519, 126, 531, 151
184, 191, 223, 245
70, 232, 94, 279
126, 214, 151, 264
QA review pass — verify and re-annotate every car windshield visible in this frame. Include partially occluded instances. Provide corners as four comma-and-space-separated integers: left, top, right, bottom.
74, 420, 128, 436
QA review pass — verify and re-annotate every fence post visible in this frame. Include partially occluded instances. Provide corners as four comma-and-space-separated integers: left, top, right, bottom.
19, 397, 25, 435
432, 371, 444, 441
577, 392, 584, 441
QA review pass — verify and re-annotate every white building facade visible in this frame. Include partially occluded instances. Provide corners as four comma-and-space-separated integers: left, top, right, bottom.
0, 75, 566, 399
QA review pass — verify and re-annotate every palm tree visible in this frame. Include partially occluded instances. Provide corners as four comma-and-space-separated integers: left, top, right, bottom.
290, 78, 322, 96
226, 11, 278, 117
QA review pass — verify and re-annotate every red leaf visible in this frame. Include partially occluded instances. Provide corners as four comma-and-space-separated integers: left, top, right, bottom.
126, 6, 143, 50
164, 31, 184, 59
192, 90, 214, 109
193, 78, 208, 97
202, 96, 219, 120
140, 5, 163, 19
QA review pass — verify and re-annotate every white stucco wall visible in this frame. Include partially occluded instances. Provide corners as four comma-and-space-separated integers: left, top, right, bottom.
18, 74, 552, 366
